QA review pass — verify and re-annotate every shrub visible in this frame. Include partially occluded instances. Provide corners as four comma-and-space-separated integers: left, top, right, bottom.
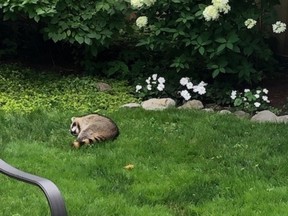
0, 64, 137, 113
131, 0, 283, 84
134, 73, 208, 104
230, 87, 271, 114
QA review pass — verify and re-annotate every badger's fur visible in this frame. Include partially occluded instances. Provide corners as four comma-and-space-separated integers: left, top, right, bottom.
70, 114, 119, 148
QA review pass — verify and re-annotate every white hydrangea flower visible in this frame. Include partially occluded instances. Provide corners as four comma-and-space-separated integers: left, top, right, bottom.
230, 90, 237, 100
212, 0, 230, 14
221, 4, 231, 14
193, 86, 206, 95
146, 77, 151, 84
212, 0, 229, 5
136, 16, 148, 28
135, 85, 142, 92
158, 77, 165, 84
203, 5, 219, 21
151, 81, 157, 84
147, 84, 152, 90
180, 77, 189, 86
254, 94, 260, 99
198, 81, 208, 87
244, 89, 250, 93
263, 88, 269, 94
186, 82, 194, 90
152, 74, 157, 80
180, 90, 191, 101
142, 0, 156, 7
262, 95, 269, 102
256, 90, 261, 94
212, 0, 230, 13
245, 19, 257, 29
254, 102, 261, 107
131, 0, 143, 8
157, 83, 165, 91
272, 21, 287, 34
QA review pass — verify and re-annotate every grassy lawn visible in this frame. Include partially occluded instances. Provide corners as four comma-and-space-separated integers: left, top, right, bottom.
1, 108, 288, 216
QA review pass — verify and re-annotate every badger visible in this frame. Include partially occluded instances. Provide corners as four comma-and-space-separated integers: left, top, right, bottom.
70, 114, 119, 148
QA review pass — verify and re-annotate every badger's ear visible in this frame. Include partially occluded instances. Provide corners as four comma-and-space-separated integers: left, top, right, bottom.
71, 117, 76, 122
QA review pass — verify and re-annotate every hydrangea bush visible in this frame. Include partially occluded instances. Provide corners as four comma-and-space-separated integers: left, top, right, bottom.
130, 0, 285, 84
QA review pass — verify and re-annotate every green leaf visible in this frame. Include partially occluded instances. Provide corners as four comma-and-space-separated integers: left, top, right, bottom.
199, 47, 205, 55
234, 98, 243, 106
66, 30, 71, 37
84, 37, 92, 45
217, 44, 226, 53
215, 38, 226, 43
212, 69, 220, 78
226, 42, 233, 50
75, 35, 84, 44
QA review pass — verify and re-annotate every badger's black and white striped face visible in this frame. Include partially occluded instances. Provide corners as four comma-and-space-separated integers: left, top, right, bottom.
70, 119, 80, 136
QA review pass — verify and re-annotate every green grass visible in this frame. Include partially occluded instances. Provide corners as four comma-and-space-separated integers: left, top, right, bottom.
1, 109, 288, 216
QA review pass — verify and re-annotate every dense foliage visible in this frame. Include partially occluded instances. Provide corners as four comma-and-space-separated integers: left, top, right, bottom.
0, 0, 284, 87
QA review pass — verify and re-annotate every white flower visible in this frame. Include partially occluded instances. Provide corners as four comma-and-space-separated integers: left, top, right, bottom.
230, 90, 237, 100
152, 74, 157, 80
221, 4, 231, 14
180, 90, 191, 101
131, 0, 143, 8
244, 89, 250, 93
262, 95, 269, 102
157, 77, 165, 84
263, 88, 269, 94
147, 84, 152, 90
135, 85, 142, 93
136, 16, 148, 28
256, 90, 261, 94
151, 81, 157, 84
243, 97, 247, 101
193, 86, 206, 95
254, 94, 260, 99
180, 77, 189, 86
142, 0, 156, 7
203, 5, 220, 21
212, 0, 230, 14
244, 19, 257, 29
186, 82, 194, 89
198, 81, 207, 87
212, 0, 229, 5
254, 102, 261, 107
146, 77, 151, 84
157, 83, 165, 91
272, 21, 287, 34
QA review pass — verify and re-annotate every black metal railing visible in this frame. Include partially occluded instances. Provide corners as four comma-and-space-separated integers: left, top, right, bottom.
0, 159, 68, 216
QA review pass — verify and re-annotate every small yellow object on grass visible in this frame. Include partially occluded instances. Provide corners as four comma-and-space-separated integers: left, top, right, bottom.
124, 164, 134, 170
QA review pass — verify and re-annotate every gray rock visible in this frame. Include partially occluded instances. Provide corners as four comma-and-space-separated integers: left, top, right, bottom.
178, 100, 204, 110
234, 110, 250, 119
203, 108, 214, 112
251, 110, 278, 123
141, 98, 176, 110
276, 115, 288, 124
219, 110, 232, 115
121, 103, 141, 108
96, 82, 112, 91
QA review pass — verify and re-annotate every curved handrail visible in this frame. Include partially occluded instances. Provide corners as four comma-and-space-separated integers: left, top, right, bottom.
0, 159, 68, 216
